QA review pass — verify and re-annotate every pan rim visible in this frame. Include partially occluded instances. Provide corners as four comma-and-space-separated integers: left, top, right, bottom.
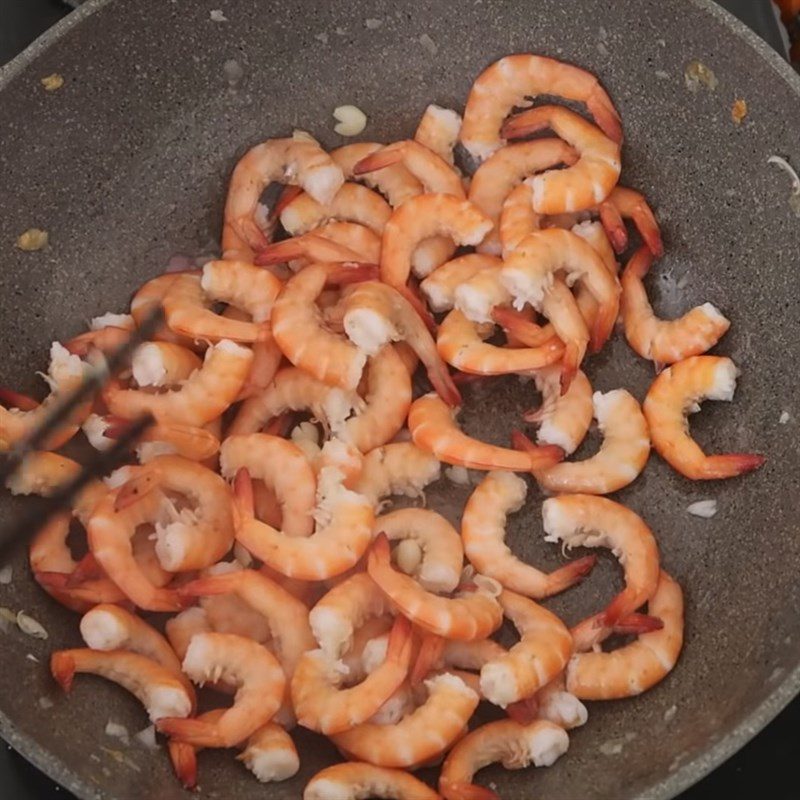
0, 0, 798, 798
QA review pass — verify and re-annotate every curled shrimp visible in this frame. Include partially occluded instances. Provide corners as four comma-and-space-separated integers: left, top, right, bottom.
621, 247, 730, 364
341, 280, 461, 406
420, 253, 501, 312
378, 508, 463, 594
415, 104, 463, 167
130, 341, 202, 388
332, 142, 422, 207
439, 718, 569, 800
222, 137, 344, 259
468, 139, 578, 254
437, 309, 564, 375
130, 273, 196, 347
542, 494, 660, 625
479, 590, 572, 708
229, 365, 360, 439
599, 186, 664, 257
280, 182, 392, 237
502, 105, 621, 214
104, 339, 252, 427
459, 53, 622, 162
309, 573, 394, 659
643, 355, 765, 480
202, 259, 282, 323
79, 603, 195, 702
523, 367, 593, 455
368, 533, 502, 641
51, 649, 193, 723
233, 464, 374, 581
353, 441, 442, 507
220, 433, 316, 537
271, 263, 375, 391
304, 762, 440, 800
331, 673, 480, 768
500, 228, 621, 353
291, 615, 413, 734
408, 393, 564, 472
0, 343, 90, 451
462, 471, 595, 599
380, 194, 492, 294
566, 571, 684, 700
157, 632, 285, 747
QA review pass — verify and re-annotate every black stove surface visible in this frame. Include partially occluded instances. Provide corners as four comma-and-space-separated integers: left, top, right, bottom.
0, 0, 796, 798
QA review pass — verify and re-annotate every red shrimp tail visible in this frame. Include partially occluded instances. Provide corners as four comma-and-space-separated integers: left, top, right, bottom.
387, 614, 414, 666
506, 696, 539, 725
623, 246, 655, 281
263, 411, 294, 438
352, 146, 404, 175
410, 634, 447, 684
500, 107, 550, 140
451, 371, 492, 388
367, 531, 392, 573
560, 343, 580, 395
66, 554, 103, 587
168, 739, 199, 790
701, 453, 766, 479
588, 98, 624, 146
178, 572, 239, 600
156, 718, 221, 748
101, 414, 139, 440
598, 201, 628, 254
632, 206, 664, 258
614, 612, 664, 635
233, 467, 255, 518
0, 387, 39, 411
35, 571, 71, 592
510, 430, 565, 470
253, 238, 304, 266
271, 184, 303, 220
395, 284, 437, 336
50, 651, 76, 692
325, 263, 381, 285
589, 300, 618, 353
546, 555, 598, 595
601, 589, 638, 628
491, 306, 551, 348
114, 469, 159, 512
427, 362, 463, 409
441, 781, 499, 800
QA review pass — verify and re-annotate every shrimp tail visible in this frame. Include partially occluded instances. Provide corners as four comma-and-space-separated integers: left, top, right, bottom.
253, 238, 305, 266
0, 387, 39, 411
631, 206, 664, 258
233, 467, 256, 518
177, 572, 239, 600
397, 281, 438, 335
443, 782, 500, 800
505, 696, 539, 725
156, 718, 224, 748
560, 343, 580, 394
272, 184, 304, 220
613, 612, 664, 635
427, 361, 463, 409
66, 553, 104, 587
386, 613, 414, 665
325, 263, 381, 285
500, 110, 550, 140
410, 634, 447, 684
701, 453, 766, 479
547, 555, 598, 594
451, 371, 494, 387
510, 430, 565, 470
352, 148, 403, 175
262, 411, 294, 438
491, 306, 553, 348
168, 739, 199, 790
601, 588, 642, 628
587, 84, 624, 145
369, 531, 392, 571
598, 201, 628, 254
50, 651, 77, 692
589, 301, 618, 353
623, 246, 654, 281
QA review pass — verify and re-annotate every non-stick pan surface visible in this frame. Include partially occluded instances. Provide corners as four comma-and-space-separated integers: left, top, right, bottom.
1, 1, 798, 798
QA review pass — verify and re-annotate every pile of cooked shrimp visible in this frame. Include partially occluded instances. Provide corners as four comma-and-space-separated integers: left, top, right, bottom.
1, 53, 765, 798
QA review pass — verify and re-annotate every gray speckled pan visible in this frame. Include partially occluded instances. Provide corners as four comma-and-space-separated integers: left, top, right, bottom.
0, 0, 798, 798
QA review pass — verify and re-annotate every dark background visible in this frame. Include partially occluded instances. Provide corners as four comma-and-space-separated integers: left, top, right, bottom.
0, 0, 797, 797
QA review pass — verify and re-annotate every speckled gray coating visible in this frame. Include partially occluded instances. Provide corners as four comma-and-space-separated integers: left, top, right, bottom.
0, 0, 798, 798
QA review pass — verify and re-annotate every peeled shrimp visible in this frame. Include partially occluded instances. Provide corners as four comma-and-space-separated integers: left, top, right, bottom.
291, 616, 413, 734
308, 573, 393, 659
566, 571, 684, 700
468, 139, 578, 254
529, 389, 650, 495
411, 636, 507, 686
408, 393, 564, 472
459, 53, 622, 162
234, 465, 374, 580
643, 355, 765, 479
51, 649, 193, 723
0, 343, 90, 451
331, 673, 480, 768
437, 309, 564, 375
130, 342, 202, 388
621, 247, 730, 364
479, 590, 572, 708
500, 228, 621, 352
462, 471, 595, 599
368, 533, 502, 641
157, 632, 286, 747
439, 718, 569, 800
502, 105, 621, 214
380, 194, 492, 291
222, 137, 344, 259
342, 280, 461, 406
353, 442, 441, 507
524, 367, 593, 455
104, 339, 252, 427
280, 182, 392, 237
542, 494, 660, 625
202, 259, 282, 322
220, 434, 316, 537
271, 264, 370, 391
378, 508, 463, 594
415, 104, 463, 167
304, 762, 440, 800
420, 253, 500, 312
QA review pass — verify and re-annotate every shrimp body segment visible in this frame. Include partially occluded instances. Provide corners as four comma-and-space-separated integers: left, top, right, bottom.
353, 442, 442, 508
643, 356, 765, 480
304, 762, 440, 800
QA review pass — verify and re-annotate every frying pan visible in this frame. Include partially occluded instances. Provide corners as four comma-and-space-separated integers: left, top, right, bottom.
0, 0, 798, 797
